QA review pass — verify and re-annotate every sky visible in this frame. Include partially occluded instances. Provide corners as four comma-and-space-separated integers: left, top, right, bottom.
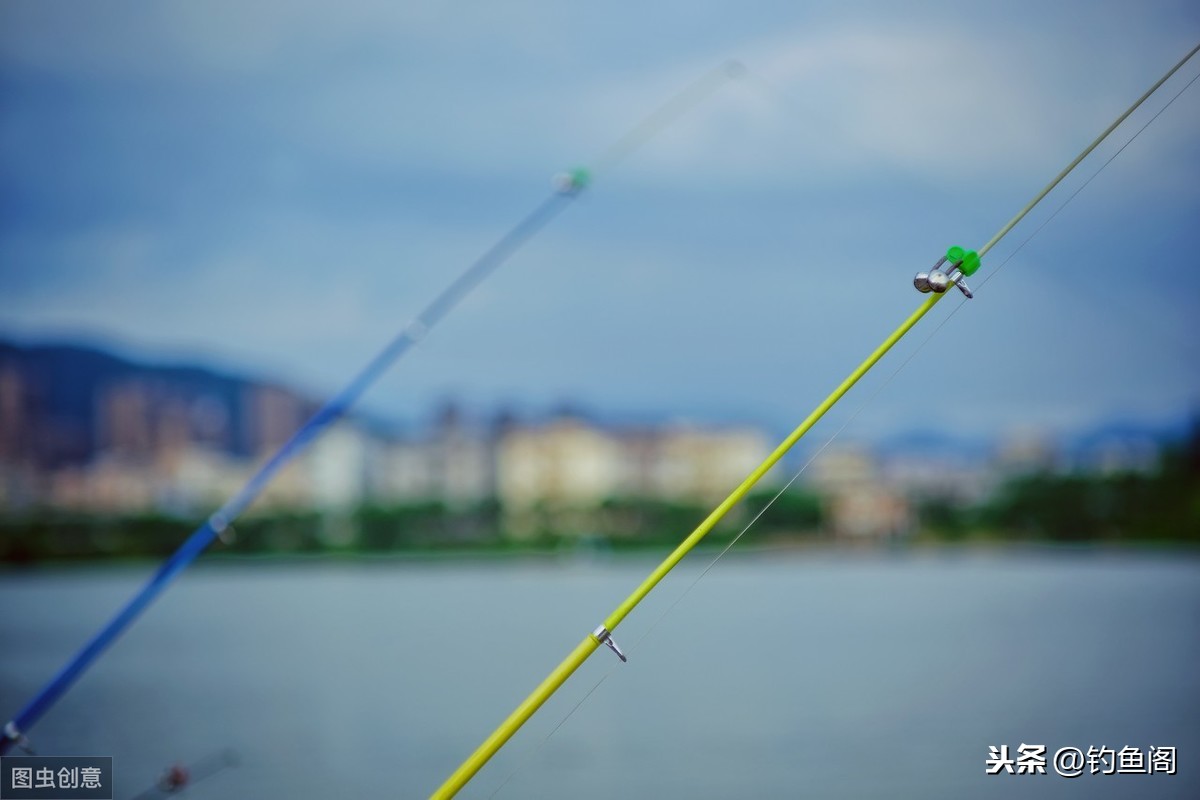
1, 0, 1198, 445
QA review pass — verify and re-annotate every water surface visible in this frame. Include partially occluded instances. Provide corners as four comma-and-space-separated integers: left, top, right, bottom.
2, 548, 1197, 798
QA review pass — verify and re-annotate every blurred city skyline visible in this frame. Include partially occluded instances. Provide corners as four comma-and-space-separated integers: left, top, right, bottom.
1, 336, 1176, 530
2, 1, 1198, 446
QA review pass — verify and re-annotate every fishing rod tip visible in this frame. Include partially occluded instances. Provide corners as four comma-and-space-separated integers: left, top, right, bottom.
553, 168, 591, 195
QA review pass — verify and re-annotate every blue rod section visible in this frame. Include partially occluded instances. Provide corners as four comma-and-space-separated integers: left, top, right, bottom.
2, 189, 577, 753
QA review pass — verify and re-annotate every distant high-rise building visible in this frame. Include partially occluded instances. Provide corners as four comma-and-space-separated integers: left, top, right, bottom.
0, 365, 29, 463
245, 384, 310, 456
808, 445, 912, 539
497, 415, 624, 511
97, 380, 154, 456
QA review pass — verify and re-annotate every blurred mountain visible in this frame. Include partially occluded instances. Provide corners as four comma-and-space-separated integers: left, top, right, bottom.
0, 338, 312, 469
2, 335, 1191, 476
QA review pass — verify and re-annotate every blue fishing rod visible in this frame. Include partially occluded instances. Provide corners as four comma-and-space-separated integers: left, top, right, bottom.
1, 186, 580, 756
0, 62, 742, 755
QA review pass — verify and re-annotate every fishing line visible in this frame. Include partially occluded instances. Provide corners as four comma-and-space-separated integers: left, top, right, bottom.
589, 60, 745, 177
734, 67, 1000, 238
979, 41, 1200, 258
973, 64, 1200, 290
486, 54, 1200, 799
652, 52, 1200, 653
0, 63, 742, 757
486, 272, 970, 799
609, 58, 1200, 760
435, 40, 1200, 800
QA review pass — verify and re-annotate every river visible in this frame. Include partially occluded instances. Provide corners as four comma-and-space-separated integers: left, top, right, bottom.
1, 547, 1197, 798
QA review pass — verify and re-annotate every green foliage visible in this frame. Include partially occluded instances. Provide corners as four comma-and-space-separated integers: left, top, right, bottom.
744, 487, 824, 534
919, 424, 1200, 544
0, 511, 195, 563
917, 498, 980, 541
595, 496, 716, 545
224, 511, 325, 554
353, 499, 503, 551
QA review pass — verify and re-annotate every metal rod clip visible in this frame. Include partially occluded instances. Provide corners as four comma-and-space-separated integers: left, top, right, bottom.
913, 247, 978, 299
4, 721, 35, 754
945, 267, 974, 299
592, 625, 627, 663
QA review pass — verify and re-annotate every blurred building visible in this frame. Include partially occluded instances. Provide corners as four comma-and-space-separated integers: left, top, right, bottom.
0, 364, 38, 509
637, 424, 772, 502
808, 445, 912, 539
994, 427, 1059, 474
497, 413, 624, 511
370, 402, 494, 507
879, 453, 994, 506
496, 412, 773, 509
303, 421, 372, 510
18, 337, 1171, 531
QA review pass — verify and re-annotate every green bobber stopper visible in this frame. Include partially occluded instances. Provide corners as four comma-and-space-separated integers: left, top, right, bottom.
946, 245, 981, 276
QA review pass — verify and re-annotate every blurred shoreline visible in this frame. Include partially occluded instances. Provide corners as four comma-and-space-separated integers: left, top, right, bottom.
4, 537, 1198, 575
5, 336, 1197, 568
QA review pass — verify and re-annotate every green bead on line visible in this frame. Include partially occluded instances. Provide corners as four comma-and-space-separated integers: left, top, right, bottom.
569, 168, 591, 189
946, 245, 982, 276
554, 167, 592, 195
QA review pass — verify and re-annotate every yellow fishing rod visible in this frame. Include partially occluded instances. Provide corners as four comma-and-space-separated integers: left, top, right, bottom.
431, 42, 1200, 799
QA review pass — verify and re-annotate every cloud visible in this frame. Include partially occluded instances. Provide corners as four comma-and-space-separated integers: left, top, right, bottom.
1, 0, 1197, 439
568, 20, 1200, 194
